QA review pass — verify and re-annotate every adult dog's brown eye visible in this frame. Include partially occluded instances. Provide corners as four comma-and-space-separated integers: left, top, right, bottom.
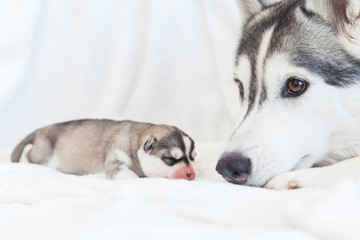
287, 77, 307, 95
234, 79, 244, 96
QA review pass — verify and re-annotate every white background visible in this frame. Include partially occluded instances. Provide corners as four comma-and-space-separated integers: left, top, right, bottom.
0, 0, 241, 147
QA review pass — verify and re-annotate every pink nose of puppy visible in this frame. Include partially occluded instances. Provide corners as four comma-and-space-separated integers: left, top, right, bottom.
173, 166, 196, 180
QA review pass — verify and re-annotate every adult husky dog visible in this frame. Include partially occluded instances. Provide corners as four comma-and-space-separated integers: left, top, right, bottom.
216, 0, 360, 189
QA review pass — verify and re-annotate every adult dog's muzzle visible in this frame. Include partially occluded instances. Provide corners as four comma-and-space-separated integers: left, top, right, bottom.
216, 152, 251, 184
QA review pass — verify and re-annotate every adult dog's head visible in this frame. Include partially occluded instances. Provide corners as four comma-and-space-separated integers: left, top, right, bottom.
216, 0, 360, 187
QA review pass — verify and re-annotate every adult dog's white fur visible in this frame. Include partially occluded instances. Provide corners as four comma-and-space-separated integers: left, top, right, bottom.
220, 0, 360, 189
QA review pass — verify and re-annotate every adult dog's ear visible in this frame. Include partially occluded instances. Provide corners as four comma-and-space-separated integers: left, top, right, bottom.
235, 0, 263, 20
235, 0, 282, 21
304, 0, 360, 42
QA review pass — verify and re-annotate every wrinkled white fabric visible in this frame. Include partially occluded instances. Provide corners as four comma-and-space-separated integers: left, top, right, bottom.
1, 146, 360, 240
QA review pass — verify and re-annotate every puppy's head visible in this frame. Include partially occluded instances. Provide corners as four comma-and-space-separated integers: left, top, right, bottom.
137, 125, 196, 180
217, 0, 360, 187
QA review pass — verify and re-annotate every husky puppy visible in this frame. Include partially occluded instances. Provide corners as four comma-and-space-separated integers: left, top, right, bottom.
11, 119, 196, 180
216, 0, 360, 188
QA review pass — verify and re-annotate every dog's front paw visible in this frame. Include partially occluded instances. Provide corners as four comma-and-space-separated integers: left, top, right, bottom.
264, 172, 304, 190
264, 168, 324, 190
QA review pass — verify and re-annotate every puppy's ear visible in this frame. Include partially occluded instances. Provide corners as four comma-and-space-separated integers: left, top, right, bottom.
304, 0, 360, 41
235, 0, 282, 20
144, 137, 157, 153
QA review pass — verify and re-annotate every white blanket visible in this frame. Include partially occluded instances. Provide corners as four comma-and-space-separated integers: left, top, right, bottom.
1, 145, 360, 240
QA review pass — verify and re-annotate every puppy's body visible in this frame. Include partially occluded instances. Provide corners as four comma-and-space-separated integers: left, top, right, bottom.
12, 119, 196, 180
216, 0, 360, 188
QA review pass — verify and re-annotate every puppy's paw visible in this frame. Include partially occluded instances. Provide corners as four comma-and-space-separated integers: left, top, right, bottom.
114, 167, 139, 180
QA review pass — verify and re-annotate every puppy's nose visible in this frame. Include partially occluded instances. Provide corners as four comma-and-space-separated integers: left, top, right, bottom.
173, 165, 196, 180
185, 170, 195, 180
216, 152, 251, 184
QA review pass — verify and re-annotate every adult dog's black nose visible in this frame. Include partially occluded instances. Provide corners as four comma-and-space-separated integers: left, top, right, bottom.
216, 152, 251, 184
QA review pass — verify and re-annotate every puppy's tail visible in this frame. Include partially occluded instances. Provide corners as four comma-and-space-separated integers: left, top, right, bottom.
11, 131, 37, 163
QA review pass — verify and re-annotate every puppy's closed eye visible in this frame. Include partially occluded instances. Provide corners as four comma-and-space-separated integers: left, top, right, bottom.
162, 156, 179, 166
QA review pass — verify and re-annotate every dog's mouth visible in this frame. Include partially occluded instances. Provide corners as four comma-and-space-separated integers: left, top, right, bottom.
224, 173, 249, 185
218, 153, 311, 186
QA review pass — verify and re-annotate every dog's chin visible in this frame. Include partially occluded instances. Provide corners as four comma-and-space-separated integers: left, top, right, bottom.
292, 154, 322, 171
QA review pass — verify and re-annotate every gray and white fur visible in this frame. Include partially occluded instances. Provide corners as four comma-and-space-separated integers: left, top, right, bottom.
11, 119, 196, 180
216, 0, 360, 188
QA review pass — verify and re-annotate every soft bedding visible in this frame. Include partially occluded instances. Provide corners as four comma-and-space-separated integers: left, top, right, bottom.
1, 144, 360, 240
